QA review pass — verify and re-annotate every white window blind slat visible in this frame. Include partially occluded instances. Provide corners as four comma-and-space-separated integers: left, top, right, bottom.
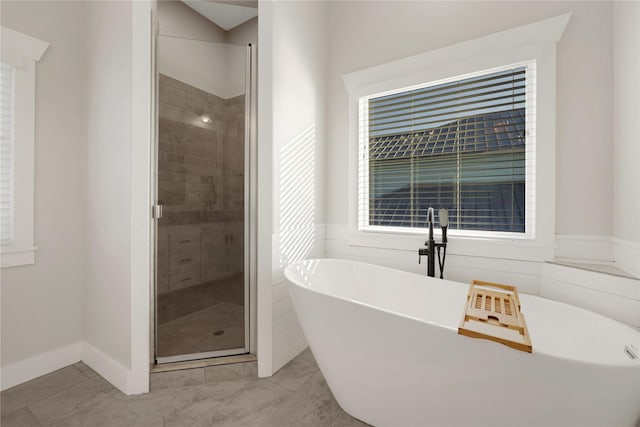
359, 62, 536, 234
0, 62, 15, 245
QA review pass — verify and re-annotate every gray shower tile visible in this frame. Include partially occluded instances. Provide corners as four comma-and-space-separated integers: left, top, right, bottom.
165, 85, 186, 109
1, 366, 87, 415
159, 102, 183, 123
29, 375, 113, 425
262, 371, 369, 427
204, 361, 257, 383
150, 368, 205, 392
1, 407, 42, 427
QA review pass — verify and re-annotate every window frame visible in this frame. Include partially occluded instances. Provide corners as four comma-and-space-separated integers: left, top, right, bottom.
342, 14, 570, 261
358, 62, 535, 239
1, 26, 49, 268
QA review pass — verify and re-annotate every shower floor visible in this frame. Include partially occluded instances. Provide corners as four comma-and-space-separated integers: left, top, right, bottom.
156, 302, 244, 358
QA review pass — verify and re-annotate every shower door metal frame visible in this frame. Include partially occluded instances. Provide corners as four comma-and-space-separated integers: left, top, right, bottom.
153, 42, 256, 365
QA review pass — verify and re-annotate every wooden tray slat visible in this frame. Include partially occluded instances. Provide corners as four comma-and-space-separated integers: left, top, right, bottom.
458, 280, 532, 353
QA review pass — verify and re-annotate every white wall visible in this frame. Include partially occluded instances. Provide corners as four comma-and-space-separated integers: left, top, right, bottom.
0, 0, 87, 373
613, 1, 640, 277
258, 0, 328, 375
326, 1, 614, 240
84, 1, 133, 370
1, 1, 150, 394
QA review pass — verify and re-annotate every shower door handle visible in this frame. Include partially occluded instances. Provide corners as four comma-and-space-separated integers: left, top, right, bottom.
152, 204, 163, 219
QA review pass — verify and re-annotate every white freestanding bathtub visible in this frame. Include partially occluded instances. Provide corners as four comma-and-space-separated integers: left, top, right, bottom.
285, 258, 640, 427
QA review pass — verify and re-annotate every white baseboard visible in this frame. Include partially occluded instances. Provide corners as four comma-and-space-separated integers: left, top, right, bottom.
82, 342, 131, 395
554, 234, 614, 262
1, 342, 82, 391
2, 341, 145, 395
614, 238, 640, 279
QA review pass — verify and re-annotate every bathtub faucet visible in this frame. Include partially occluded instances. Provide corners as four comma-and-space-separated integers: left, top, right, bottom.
418, 207, 448, 278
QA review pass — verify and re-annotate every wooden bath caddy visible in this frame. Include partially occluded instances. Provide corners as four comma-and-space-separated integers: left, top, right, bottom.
458, 280, 532, 353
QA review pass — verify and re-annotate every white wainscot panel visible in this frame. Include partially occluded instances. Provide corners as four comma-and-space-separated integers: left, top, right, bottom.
540, 278, 640, 329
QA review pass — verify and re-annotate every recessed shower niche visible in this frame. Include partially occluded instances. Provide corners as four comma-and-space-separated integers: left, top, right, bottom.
153, 1, 256, 363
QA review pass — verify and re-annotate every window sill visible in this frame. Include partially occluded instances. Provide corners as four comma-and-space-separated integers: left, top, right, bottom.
1, 246, 37, 268
359, 225, 532, 241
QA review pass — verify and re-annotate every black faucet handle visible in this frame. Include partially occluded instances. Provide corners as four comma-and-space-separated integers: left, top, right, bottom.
418, 248, 428, 264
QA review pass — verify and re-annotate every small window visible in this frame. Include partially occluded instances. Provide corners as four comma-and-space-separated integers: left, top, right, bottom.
1, 62, 16, 246
1, 26, 49, 268
358, 62, 535, 236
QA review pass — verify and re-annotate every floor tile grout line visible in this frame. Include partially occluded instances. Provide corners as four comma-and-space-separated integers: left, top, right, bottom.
26, 406, 45, 427
32, 389, 116, 427
2, 365, 92, 419
74, 362, 98, 380
186, 379, 260, 427
261, 361, 320, 393
262, 375, 299, 393
257, 377, 296, 395
257, 372, 321, 427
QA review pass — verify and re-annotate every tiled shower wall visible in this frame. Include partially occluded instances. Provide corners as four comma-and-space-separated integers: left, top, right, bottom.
157, 74, 245, 303
158, 74, 244, 222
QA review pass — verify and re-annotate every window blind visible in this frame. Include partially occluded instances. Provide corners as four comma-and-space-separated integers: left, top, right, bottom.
1, 62, 15, 245
359, 63, 535, 234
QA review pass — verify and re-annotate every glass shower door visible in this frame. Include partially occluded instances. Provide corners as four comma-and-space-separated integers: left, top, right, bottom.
154, 36, 251, 363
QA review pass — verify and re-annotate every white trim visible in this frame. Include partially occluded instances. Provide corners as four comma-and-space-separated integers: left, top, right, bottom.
0, 342, 82, 391
0, 26, 49, 268
614, 238, 640, 279
82, 342, 131, 394
0, 27, 49, 66
1, 340, 141, 395
341, 14, 570, 262
356, 61, 537, 239
342, 13, 570, 95
0, 246, 37, 268
129, 1, 154, 395
257, 0, 274, 378
157, 347, 246, 364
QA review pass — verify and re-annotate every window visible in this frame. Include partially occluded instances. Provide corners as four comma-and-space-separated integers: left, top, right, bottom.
1, 26, 49, 268
359, 63, 535, 236
1, 62, 15, 245
343, 14, 569, 259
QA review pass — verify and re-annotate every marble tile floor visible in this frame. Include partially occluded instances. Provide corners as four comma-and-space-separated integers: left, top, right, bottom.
157, 302, 245, 358
1, 349, 369, 427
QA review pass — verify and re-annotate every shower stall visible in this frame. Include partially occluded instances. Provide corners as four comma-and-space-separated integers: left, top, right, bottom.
153, 32, 256, 364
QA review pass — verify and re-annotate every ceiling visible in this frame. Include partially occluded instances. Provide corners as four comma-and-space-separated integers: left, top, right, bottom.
181, 0, 258, 31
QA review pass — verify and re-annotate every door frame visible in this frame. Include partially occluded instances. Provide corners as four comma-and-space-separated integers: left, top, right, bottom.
151, 38, 258, 365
